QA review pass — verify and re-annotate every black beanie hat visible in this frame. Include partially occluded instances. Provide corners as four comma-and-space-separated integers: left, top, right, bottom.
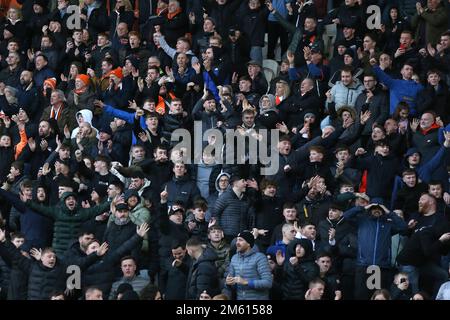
121, 290, 140, 300
237, 230, 255, 248
93, 184, 108, 199
126, 55, 140, 70
116, 283, 133, 295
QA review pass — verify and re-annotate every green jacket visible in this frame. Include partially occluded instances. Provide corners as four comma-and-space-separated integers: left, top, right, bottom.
107, 202, 150, 227
27, 192, 110, 256
411, 4, 448, 46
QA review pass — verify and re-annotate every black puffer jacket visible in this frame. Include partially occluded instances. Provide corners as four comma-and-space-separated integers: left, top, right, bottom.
109, 124, 133, 166
161, 113, 188, 141
0, 241, 99, 300
0, 244, 28, 300
103, 220, 139, 262
186, 248, 220, 300
281, 238, 320, 300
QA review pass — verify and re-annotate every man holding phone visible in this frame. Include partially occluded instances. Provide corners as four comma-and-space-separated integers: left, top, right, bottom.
393, 31, 420, 74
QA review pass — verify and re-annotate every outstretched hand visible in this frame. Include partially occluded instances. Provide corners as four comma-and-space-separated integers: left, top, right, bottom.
30, 248, 42, 260
96, 242, 109, 256
137, 223, 150, 237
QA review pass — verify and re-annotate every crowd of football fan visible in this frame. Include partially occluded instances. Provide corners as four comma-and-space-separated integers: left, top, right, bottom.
0, 0, 450, 300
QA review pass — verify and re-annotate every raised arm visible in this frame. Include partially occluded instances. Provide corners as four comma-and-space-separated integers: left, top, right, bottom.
102, 104, 136, 124
25, 201, 58, 219
78, 200, 111, 221
343, 205, 364, 220
158, 35, 177, 59
0, 188, 28, 213
372, 65, 394, 88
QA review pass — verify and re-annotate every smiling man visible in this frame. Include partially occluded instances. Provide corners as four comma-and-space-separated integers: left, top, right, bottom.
226, 230, 272, 300
25, 192, 111, 256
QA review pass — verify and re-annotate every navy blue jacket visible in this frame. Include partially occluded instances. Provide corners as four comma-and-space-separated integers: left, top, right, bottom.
0, 189, 52, 251
33, 66, 56, 88
165, 175, 201, 209
344, 206, 407, 268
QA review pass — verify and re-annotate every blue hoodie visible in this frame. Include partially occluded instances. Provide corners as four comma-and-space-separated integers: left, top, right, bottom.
103, 104, 147, 145
373, 65, 423, 116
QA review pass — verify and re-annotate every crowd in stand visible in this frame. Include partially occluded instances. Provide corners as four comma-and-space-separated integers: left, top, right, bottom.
0, 0, 450, 300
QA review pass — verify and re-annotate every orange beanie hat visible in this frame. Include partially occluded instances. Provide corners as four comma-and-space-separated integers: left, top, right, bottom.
76, 74, 90, 86
110, 67, 123, 79
44, 77, 57, 89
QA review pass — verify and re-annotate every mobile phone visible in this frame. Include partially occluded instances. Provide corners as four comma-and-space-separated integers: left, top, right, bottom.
399, 44, 406, 50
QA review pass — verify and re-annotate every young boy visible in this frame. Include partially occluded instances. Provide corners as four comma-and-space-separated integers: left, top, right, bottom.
185, 199, 209, 242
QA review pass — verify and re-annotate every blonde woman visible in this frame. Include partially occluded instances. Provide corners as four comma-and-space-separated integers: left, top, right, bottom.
2, 7, 26, 39
6, 7, 22, 24
274, 80, 290, 106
